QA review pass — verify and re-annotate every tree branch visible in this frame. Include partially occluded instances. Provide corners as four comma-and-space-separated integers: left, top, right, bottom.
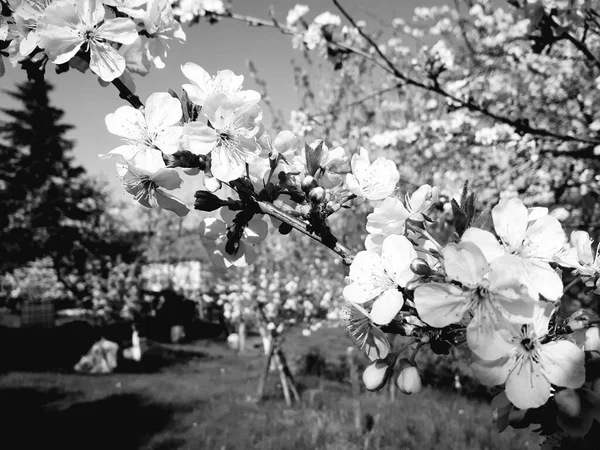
255, 198, 356, 265
112, 78, 144, 110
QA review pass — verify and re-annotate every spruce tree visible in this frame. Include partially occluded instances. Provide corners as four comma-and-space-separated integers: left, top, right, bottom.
0, 79, 107, 273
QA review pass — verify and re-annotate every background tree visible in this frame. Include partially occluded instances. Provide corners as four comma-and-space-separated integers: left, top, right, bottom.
0, 79, 142, 300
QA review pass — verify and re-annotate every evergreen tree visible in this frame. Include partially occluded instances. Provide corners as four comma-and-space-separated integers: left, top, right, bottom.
0, 79, 136, 278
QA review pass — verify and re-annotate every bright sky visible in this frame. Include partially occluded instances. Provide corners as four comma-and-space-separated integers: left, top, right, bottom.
0, 0, 447, 205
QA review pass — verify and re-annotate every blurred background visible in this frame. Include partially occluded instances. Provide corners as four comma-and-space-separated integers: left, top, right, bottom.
1, 0, 598, 448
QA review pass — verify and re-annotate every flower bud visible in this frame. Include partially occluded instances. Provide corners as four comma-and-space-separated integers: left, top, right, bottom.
194, 191, 226, 212
301, 175, 318, 193
204, 176, 222, 193
309, 187, 326, 204
362, 359, 393, 392
410, 258, 432, 276
555, 388, 581, 418
396, 363, 422, 395
585, 327, 600, 353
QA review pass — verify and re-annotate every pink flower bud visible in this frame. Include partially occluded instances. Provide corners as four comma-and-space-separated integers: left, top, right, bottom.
410, 258, 432, 276
309, 187, 326, 204
396, 362, 422, 395
301, 175, 318, 193
362, 359, 393, 392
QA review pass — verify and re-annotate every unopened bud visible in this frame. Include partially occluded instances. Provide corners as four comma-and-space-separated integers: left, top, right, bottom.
410, 258, 432, 276
194, 191, 225, 212
585, 327, 600, 353
555, 388, 581, 418
309, 187, 326, 204
301, 175, 318, 193
396, 362, 422, 395
362, 359, 393, 392
204, 176, 222, 193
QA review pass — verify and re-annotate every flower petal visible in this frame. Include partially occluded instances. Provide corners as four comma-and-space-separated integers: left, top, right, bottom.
154, 126, 183, 154
89, 41, 126, 82
97, 18, 138, 45
538, 340, 585, 389
370, 289, 404, 325
155, 188, 189, 216
145, 92, 183, 133
443, 241, 488, 288
149, 167, 183, 190
381, 234, 416, 287
105, 105, 146, 141
413, 282, 470, 327
461, 227, 505, 263
493, 197, 528, 249
505, 359, 552, 409
182, 122, 217, 155
244, 217, 268, 244
471, 354, 514, 386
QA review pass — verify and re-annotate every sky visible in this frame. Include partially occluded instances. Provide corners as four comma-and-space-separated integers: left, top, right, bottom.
0, 0, 447, 206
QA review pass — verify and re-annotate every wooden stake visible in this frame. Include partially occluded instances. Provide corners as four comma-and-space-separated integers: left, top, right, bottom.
256, 336, 276, 401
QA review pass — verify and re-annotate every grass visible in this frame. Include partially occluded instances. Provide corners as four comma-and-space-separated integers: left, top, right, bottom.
0, 325, 543, 450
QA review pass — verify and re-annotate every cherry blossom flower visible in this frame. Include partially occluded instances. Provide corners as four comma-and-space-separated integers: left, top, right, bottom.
343, 234, 416, 325
414, 241, 535, 360
345, 147, 399, 201
181, 63, 260, 107
101, 92, 183, 161
120, 0, 185, 69
38, 0, 138, 81
365, 184, 439, 251
199, 208, 268, 268
8, 0, 52, 62
556, 231, 600, 279
116, 148, 189, 216
181, 92, 262, 181
461, 197, 565, 301
287, 4, 309, 28
471, 303, 585, 409
340, 302, 391, 361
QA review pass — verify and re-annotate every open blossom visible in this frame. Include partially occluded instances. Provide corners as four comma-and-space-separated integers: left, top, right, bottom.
472, 303, 585, 410
116, 148, 189, 216
556, 231, 600, 279
345, 147, 399, 201
38, 0, 138, 81
182, 92, 262, 181
120, 0, 185, 69
199, 208, 268, 268
101, 92, 183, 160
341, 302, 391, 361
8, 0, 52, 62
286, 4, 309, 28
181, 63, 260, 107
461, 197, 565, 301
414, 241, 536, 360
343, 235, 416, 325
365, 185, 439, 251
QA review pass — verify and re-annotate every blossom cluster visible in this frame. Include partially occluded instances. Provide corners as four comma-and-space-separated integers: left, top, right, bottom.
0, 0, 185, 82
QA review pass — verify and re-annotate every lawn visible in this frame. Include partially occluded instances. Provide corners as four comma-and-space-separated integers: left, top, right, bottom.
0, 326, 543, 450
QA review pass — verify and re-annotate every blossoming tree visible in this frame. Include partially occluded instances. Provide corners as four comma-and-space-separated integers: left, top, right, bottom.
4, 0, 600, 447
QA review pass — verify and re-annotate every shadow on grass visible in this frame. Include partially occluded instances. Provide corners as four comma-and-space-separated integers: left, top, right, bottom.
0, 387, 188, 450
